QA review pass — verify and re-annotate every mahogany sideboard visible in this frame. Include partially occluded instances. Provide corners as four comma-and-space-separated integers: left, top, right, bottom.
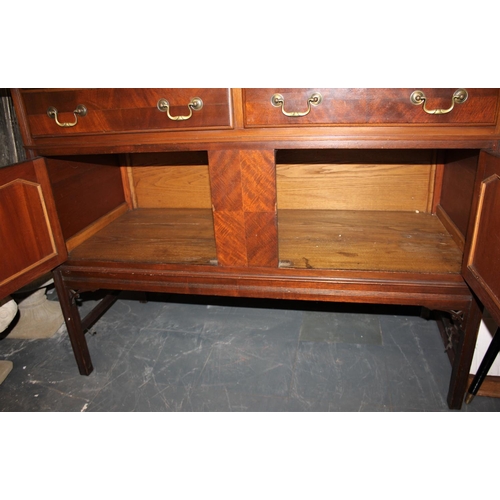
2, 88, 500, 409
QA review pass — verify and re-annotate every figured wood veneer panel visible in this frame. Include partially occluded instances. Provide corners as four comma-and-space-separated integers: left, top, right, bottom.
209, 149, 278, 267
245, 212, 278, 267
466, 174, 500, 317
240, 150, 278, 267
241, 150, 276, 212
209, 149, 243, 212
0, 180, 55, 283
364, 88, 499, 125
0, 158, 67, 299
278, 210, 463, 273
21, 89, 232, 136
244, 88, 365, 126
212, 210, 248, 266
244, 88, 499, 126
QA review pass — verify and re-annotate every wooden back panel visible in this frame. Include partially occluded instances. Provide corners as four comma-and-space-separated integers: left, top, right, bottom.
131, 166, 212, 209
276, 150, 436, 213
128, 152, 211, 209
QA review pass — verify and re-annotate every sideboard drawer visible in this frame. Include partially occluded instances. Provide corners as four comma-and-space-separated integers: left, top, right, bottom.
367, 88, 499, 125
243, 88, 499, 127
20, 88, 232, 137
244, 89, 353, 126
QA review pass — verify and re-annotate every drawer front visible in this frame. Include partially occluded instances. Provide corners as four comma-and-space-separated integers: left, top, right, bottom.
243, 88, 499, 127
21, 88, 232, 137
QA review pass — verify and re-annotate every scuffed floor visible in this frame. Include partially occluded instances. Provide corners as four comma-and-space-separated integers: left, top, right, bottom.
1, 291, 500, 412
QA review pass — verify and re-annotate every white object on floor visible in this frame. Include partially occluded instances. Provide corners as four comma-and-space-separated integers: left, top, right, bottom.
8, 277, 63, 339
0, 297, 17, 385
470, 309, 500, 376
0, 296, 18, 333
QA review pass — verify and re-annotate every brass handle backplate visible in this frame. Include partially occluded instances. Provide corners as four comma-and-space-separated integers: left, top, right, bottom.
47, 104, 87, 127
271, 92, 323, 117
157, 97, 203, 121
410, 89, 468, 115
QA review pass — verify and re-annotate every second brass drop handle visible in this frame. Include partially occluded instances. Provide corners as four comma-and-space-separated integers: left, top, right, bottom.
410, 89, 468, 115
157, 97, 203, 121
47, 104, 87, 127
271, 92, 323, 117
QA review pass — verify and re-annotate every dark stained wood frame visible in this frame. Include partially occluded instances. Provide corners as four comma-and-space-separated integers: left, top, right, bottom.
6, 88, 500, 410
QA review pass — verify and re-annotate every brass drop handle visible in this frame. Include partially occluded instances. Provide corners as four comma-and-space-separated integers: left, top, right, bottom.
157, 97, 203, 121
271, 92, 323, 117
47, 104, 87, 127
410, 89, 468, 115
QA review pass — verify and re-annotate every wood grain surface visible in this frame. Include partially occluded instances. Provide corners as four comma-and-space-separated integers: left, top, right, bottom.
68, 208, 217, 265
244, 88, 499, 126
20, 88, 232, 136
278, 209, 463, 273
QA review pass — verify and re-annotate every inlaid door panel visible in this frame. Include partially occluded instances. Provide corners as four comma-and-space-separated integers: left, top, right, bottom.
463, 150, 500, 326
0, 158, 67, 299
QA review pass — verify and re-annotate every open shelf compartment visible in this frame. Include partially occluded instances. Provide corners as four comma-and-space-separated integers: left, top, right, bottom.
46, 151, 218, 266
276, 149, 465, 274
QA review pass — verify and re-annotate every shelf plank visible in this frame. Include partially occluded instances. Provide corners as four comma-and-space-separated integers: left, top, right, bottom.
69, 208, 217, 265
278, 209, 463, 273
69, 207, 463, 274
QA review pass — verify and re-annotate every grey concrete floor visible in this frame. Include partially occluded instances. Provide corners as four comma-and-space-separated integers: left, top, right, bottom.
1, 289, 500, 412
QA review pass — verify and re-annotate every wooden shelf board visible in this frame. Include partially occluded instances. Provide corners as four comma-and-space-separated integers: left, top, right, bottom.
278, 209, 463, 274
69, 207, 463, 275
68, 208, 217, 265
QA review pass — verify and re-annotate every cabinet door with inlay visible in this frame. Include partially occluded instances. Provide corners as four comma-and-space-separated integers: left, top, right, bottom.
0, 158, 67, 299
463, 150, 500, 326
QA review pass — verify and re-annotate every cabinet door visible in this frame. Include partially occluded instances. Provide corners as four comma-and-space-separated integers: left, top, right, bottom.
0, 158, 67, 300
463, 150, 500, 326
